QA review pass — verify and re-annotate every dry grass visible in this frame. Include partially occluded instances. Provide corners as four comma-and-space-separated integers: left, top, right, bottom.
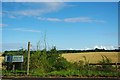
0, 56, 4, 69
62, 52, 119, 63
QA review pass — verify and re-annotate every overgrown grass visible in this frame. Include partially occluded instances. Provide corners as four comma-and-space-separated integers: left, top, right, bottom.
2, 48, 119, 77
31, 69, 118, 77
2, 69, 118, 77
2, 70, 27, 76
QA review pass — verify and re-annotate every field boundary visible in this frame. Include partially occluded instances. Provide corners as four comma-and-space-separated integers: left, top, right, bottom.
89, 63, 120, 65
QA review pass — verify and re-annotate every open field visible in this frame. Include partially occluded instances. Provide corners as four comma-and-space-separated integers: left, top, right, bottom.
0, 56, 4, 69
0, 52, 3, 56
62, 52, 119, 63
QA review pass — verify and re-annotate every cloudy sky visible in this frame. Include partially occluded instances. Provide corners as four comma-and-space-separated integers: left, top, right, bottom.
1, 2, 118, 51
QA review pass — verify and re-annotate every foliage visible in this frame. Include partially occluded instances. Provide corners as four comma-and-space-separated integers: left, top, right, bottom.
30, 46, 73, 73
30, 49, 48, 73
2, 46, 118, 77
82, 56, 90, 70
98, 55, 112, 71
73, 60, 84, 70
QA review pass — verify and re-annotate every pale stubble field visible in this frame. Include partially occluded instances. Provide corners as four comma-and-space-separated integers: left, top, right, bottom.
62, 52, 119, 63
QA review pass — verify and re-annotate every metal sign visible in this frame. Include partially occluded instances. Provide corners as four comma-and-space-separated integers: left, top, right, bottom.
12, 56, 23, 62
5, 56, 12, 62
5, 55, 23, 62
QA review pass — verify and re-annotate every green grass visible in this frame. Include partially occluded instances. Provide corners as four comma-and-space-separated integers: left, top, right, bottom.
2, 52, 119, 77
30, 69, 118, 77
2, 69, 118, 77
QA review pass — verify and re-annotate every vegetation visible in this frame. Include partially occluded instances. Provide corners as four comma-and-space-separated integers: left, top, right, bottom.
2, 46, 120, 77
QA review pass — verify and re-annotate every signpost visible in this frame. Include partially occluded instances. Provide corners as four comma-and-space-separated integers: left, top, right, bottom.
27, 42, 30, 75
5, 42, 31, 75
5, 55, 23, 62
5, 55, 24, 72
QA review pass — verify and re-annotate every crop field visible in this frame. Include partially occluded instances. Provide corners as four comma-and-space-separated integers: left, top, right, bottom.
62, 52, 119, 63
0, 56, 4, 69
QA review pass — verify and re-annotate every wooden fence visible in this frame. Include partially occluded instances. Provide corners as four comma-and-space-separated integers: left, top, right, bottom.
89, 63, 120, 65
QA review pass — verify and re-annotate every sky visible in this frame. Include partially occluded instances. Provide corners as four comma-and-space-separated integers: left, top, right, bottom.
1, 0, 120, 2
1, 2, 118, 51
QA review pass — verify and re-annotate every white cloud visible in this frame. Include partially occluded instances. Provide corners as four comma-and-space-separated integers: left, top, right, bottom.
94, 45, 99, 49
69, 48, 73, 50
94, 45, 107, 50
83, 45, 117, 50
9, 15, 16, 19
38, 17, 61, 22
84, 47, 92, 50
12, 28, 40, 33
37, 17, 46, 20
64, 17, 105, 23
13, 9, 44, 16
68, 48, 80, 50
0, 24, 8, 27
64, 17, 91, 22
0, 24, 3, 27
94, 45, 117, 50
3, 2, 65, 17
37, 17, 105, 23
46, 18, 61, 22
0, 12, 2, 15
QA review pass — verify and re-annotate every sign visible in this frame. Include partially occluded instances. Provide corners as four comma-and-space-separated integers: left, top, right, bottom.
5, 55, 23, 62
12, 56, 23, 62
5, 56, 12, 62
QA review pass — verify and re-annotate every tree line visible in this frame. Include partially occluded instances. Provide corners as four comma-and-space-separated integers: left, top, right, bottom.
2, 47, 119, 56
2, 46, 119, 77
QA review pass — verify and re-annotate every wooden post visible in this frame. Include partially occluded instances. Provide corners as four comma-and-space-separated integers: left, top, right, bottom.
12, 64, 15, 72
27, 42, 30, 75
118, 52, 120, 78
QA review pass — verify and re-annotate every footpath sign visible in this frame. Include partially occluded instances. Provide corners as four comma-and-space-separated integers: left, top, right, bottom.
5, 55, 23, 62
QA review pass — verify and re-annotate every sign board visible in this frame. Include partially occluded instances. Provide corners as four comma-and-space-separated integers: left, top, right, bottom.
5, 56, 12, 62
5, 55, 23, 62
12, 56, 23, 62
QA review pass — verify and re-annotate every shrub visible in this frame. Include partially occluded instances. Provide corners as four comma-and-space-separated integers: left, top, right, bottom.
73, 60, 84, 70
30, 46, 73, 73
98, 55, 112, 71
52, 57, 72, 71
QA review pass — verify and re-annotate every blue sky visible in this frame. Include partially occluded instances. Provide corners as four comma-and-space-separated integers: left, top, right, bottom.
1, 2, 118, 51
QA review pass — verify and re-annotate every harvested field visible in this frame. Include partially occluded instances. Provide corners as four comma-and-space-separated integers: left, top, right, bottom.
62, 52, 119, 63
0, 56, 4, 69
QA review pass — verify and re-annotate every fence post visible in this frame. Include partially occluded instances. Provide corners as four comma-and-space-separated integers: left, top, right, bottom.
27, 42, 30, 75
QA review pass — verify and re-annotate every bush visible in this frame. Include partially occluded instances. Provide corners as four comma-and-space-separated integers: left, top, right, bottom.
30, 46, 73, 74
98, 55, 112, 71
73, 60, 84, 70
30, 50, 48, 73
52, 57, 72, 71
3, 47, 117, 77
